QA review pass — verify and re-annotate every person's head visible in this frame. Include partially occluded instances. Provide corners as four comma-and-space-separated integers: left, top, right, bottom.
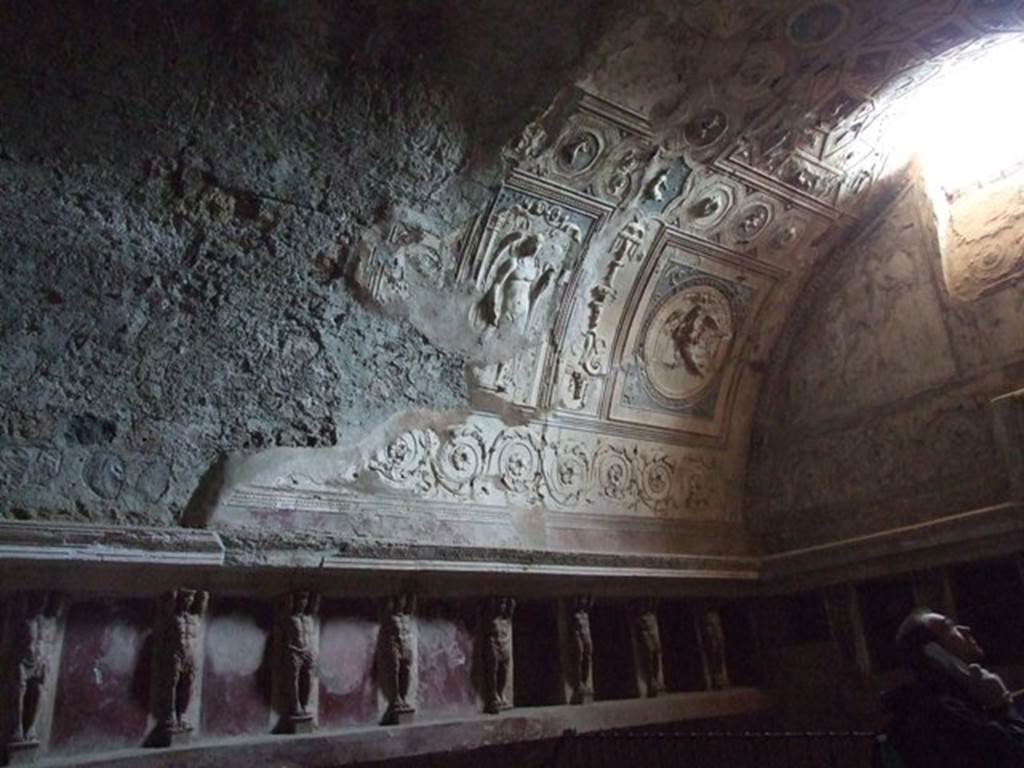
894, 608, 985, 669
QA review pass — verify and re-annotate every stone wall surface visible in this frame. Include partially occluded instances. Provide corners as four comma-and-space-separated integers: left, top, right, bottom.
748, 171, 1024, 553
0, 0, 609, 527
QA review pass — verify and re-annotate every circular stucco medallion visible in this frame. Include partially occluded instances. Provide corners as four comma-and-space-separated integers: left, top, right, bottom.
558, 131, 601, 173
787, 1, 849, 48
687, 184, 734, 230
734, 202, 772, 241
642, 285, 734, 402
684, 109, 729, 147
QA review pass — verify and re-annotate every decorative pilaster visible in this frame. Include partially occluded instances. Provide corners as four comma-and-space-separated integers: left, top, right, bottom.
481, 597, 515, 714
274, 591, 321, 734
630, 599, 664, 698
379, 594, 417, 725
148, 589, 208, 748
2, 592, 66, 766
558, 595, 594, 705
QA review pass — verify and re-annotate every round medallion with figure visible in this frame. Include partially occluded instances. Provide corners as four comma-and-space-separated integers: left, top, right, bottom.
642, 285, 734, 402
787, 1, 849, 48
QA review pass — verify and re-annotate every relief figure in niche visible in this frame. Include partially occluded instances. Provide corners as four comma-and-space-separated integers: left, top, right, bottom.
699, 609, 730, 690
482, 597, 515, 714
633, 600, 664, 697
283, 590, 320, 731
477, 233, 555, 334
152, 588, 208, 745
380, 594, 417, 724
568, 595, 595, 704
8, 592, 64, 747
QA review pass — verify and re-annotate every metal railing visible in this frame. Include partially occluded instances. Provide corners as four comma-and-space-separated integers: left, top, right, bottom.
551, 729, 880, 768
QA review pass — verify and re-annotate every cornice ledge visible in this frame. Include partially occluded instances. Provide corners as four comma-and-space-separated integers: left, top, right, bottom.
217, 528, 761, 580
0, 520, 225, 566
0, 520, 760, 581
760, 500, 1024, 589
3, 500, 1021, 589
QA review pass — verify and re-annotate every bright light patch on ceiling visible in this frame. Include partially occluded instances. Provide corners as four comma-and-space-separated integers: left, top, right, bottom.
891, 36, 1024, 193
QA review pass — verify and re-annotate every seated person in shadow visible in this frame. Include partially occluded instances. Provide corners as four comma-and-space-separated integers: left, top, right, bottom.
887, 608, 1024, 767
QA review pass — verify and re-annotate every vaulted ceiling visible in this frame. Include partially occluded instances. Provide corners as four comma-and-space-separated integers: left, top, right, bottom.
185, 0, 1024, 557
4, 0, 1022, 558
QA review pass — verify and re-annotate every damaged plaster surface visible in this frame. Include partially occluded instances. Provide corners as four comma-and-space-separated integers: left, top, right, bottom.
0, 0, 609, 526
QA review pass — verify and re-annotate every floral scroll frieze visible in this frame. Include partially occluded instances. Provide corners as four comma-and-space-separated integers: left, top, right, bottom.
367, 424, 723, 516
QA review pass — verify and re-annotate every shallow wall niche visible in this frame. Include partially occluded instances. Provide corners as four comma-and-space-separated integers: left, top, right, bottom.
590, 602, 637, 702
658, 601, 705, 693
512, 601, 563, 708
317, 600, 379, 729
202, 598, 272, 737
50, 600, 151, 755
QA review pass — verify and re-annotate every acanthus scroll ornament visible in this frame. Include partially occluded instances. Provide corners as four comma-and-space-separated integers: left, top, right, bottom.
638, 454, 673, 512
542, 441, 591, 505
435, 425, 488, 496
369, 430, 438, 492
367, 422, 718, 516
594, 444, 635, 502
491, 428, 543, 496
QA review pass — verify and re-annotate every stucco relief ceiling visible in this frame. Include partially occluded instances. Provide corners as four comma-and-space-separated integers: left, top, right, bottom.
192, 0, 1024, 556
